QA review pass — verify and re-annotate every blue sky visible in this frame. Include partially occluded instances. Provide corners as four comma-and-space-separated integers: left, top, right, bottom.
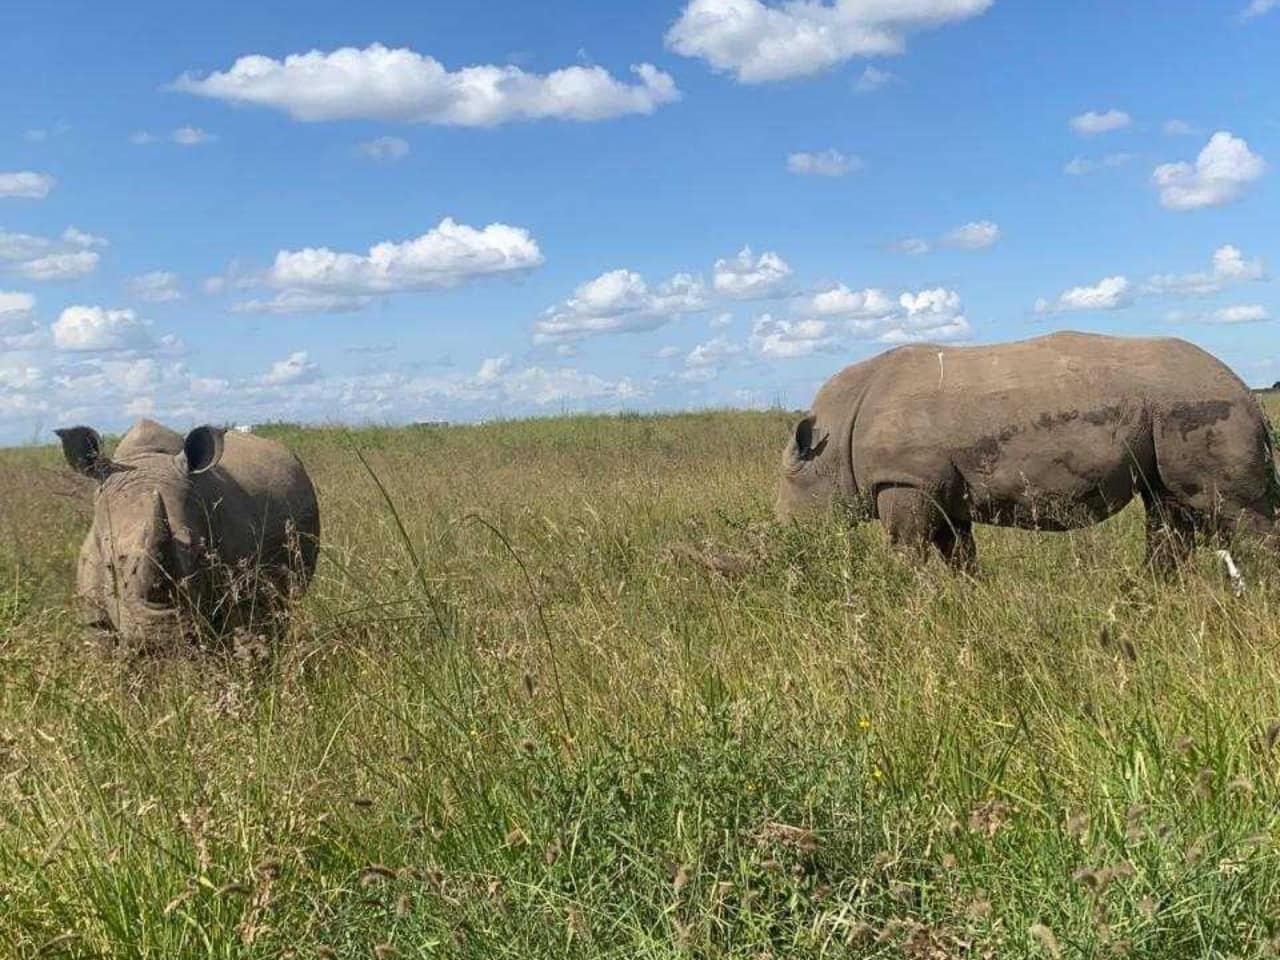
1, 0, 1277, 443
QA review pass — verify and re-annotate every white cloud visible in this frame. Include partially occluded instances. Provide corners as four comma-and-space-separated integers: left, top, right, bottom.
665, 0, 993, 84
61, 226, 107, 248
476, 355, 510, 384
0, 291, 41, 349
0, 226, 104, 281
806, 284, 896, 319
172, 44, 679, 126
1034, 276, 1132, 314
126, 271, 184, 302
710, 311, 733, 328
686, 335, 742, 368
786, 148, 860, 177
173, 125, 214, 146
1145, 244, 1265, 296
1152, 131, 1266, 211
750, 314, 837, 358
262, 351, 319, 386
1241, 0, 1278, 18
262, 218, 543, 300
1064, 153, 1134, 176
889, 237, 931, 256
1162, 119, 1197, 136
712, 246, 792, 298
486, 365, 641, 406
131, 127, 216, 146
1167, 304, 1271, 325
1212, 304, 1269, 324
863, 288, 970, 343
357, 136, 410, 161
1070, 109, 1131, 136
854, 65, 895, 92
0, 171, 56, 200
0, 290, 35, 324
15, 251, 100, 281
231, 290, 374, 315
535, 269, 707, 343
941, 220, 999, 250
52, 306, 154, 352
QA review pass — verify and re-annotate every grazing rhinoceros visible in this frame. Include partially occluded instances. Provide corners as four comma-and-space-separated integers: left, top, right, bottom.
56, 419, 320, 647
777, 332, 1278, 571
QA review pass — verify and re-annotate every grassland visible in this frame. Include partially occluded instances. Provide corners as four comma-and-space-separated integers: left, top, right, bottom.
1, 398, 1279, 959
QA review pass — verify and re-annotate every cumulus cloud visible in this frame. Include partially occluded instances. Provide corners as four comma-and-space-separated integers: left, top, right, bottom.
806, 284, 896, 319
1162, 118, 1197, 136
685, 335, 742, 368
52, 306, 155, 352
126, 271, 184, 302
665, 0, 992, 84
1064, 153, 1134, 176
172, 44, 679, 126
357, 136, 410, 161
0, 171, 56, 199
1152, 131, 1266, 211
1145, 244, 1265, 296
262, 351, 319, 386
872, 288, 970, 343
260, 218, 543, 300
1034, 276, 1132, 314
941, 220, 1000, 250
1070, 109, 1131, 136
750, 314, 837, 358
854, 65, 895, 92
0, 226, 104, 281
534, 269, 707, 343
786, 148, 861, 177
712, 246, 792, 298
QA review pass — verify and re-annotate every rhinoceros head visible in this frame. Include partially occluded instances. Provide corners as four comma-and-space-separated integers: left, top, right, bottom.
56, 424, 225, 643
776, 414, 837, 521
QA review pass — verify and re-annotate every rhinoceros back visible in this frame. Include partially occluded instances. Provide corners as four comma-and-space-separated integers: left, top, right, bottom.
839, 332, 1273, 529
193, 431, 320, 588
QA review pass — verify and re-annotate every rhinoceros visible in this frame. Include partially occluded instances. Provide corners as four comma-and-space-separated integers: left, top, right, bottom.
56, 419, 320, 647
777, 332, 1278, 570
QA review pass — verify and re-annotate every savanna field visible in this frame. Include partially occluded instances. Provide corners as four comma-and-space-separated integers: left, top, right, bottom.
2, 397, 1280, 960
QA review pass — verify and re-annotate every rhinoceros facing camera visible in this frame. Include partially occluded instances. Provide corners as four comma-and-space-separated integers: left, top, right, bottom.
56, 418, 320, 649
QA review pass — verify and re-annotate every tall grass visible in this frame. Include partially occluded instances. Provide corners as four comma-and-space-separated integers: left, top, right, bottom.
1, 404, 1278, 959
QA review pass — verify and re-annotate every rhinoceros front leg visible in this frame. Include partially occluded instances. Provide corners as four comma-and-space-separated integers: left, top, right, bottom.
876, 485, 976, 571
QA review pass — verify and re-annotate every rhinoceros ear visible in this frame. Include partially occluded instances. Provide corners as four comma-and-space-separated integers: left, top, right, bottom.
789, 415, 829, 463
55, 426, 111, 480
180, 425, 225, 475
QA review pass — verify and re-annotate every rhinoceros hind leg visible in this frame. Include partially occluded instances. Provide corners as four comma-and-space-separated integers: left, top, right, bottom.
1141, 490, 1197, 577
877, 485, 974, 569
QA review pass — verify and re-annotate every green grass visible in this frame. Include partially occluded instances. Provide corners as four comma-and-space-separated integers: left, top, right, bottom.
2, 401, 1279, 959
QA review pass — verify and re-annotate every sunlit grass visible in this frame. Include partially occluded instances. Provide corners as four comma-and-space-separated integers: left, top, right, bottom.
1, 400, 1278, 958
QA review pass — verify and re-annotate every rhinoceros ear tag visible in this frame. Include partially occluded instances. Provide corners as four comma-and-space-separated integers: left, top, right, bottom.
181, 425, 226, 475
55, 426, 111, 480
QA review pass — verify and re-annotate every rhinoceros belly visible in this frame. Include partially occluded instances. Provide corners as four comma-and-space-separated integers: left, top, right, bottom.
954, 405, 1155, 531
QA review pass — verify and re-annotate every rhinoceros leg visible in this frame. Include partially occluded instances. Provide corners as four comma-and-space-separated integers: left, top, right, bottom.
1140, 489, 1197, 576
876, 485, 975, 570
